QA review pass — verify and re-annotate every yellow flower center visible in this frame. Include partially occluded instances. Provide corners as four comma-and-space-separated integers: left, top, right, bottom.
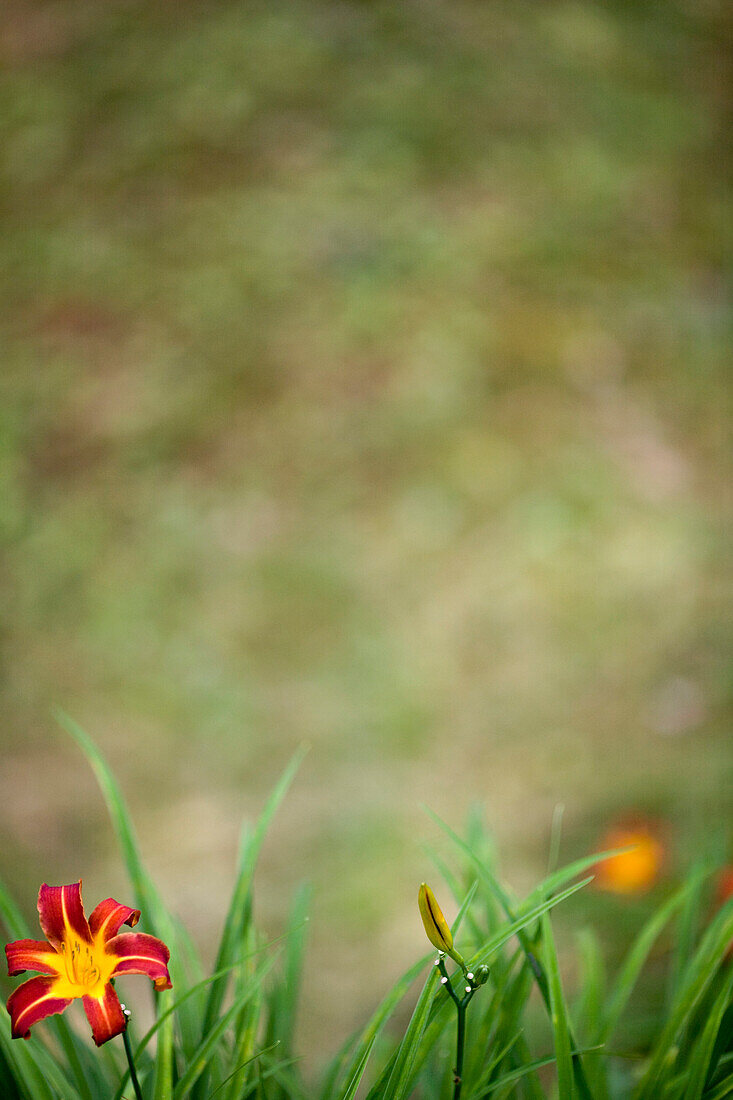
53, 935, 116, 999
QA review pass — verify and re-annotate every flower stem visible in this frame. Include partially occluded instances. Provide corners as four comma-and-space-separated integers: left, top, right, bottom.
121, 1016, 144, 1100
437, 956, 475, 1100
454, 997, 466, 1100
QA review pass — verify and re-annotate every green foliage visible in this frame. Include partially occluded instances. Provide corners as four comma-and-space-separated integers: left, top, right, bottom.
0, 722, 731, 1098
1, 8, 729, 1006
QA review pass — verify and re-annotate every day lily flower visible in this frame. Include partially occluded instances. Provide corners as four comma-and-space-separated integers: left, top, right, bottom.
5, 881, 171, 1045
594, 819, 665, 895
418, 882, 466, 968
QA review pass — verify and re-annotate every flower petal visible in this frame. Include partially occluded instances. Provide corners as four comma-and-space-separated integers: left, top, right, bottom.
38, 882, 91, 951
108, 932, 172, 990
88, 898, 140, 941
82, 983, 126, 1046
7, 975, 72, 1040
6, 939, 61, 977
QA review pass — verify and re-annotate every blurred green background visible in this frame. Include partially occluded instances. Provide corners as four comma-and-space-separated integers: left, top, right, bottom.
0, 0, 730, 1064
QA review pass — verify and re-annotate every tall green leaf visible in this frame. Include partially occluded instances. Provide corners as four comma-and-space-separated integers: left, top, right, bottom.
541, 912, 574, 1099
682, 968, 733, 1100
0, 1004, 78, 1100
173, 952, 280, 1098
55, 711, 192, 1088
193, 746, 306, 1100
636, 897, 733, 1099
600, 881, 692, 1045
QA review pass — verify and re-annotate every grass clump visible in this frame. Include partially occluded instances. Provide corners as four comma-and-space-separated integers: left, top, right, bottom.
1, 718, 731, 1099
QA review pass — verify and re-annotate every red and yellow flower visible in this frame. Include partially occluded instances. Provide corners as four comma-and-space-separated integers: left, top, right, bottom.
5, 881, 171, 1045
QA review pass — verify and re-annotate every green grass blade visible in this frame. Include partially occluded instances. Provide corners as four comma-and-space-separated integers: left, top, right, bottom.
199, 748, 306, 1040
318, 1034, 360, 1100
338, 1036, 377, 1100
55, 712, 198, 1079
381, 962, 441, 1100
474, 1048, 601, 1099
0, 1017, 51, 1100
0, 1004, 79, 1100
462, 1031, 523, 1099
667, 864, 710, 1015
574, 930, 609, 1100
426, 806, 628, 917
523, 850, 632, 912
256, 1054, 310, 1100
266, 882, 311, 1058
111, 947, 279, 1100
151, 1003, 174, 1100
171, 915, 205, 987
703, 1072, 733, 1100
600, 880, 692, 1045
636, 897, 733, 1099
706, 1005, 733, 1095
464, 952, 529, 1091
55, 711, 160, 918
223, 923, 265, 1100
329, 955, 428, 1098
572, 928, 603, 1029
498, 1034, 546, 1100
575, 929, 606, 1038
190, 822, 255, 1100
541, 912, 574, 1099
0, 1042, 24, 1100
682, 968, 733, 1100
0, 880, 30, 941
48, 1018, 97, 1100
172, 952, 280, 1098
191, 748, 305, 1100
209, 1043, 280, 1099
223, 985, 263, 1100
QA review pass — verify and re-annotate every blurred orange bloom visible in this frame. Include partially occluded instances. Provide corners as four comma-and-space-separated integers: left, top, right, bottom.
594, 820, 665, 895
715, 865, 733, 907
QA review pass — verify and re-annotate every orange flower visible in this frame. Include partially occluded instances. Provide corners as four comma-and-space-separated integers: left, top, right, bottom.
594, 820, 665, 895
5, 881, 171, 1045
715, 865, 733, 907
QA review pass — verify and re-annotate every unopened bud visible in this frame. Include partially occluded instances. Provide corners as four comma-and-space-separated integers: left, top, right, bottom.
472, 964, 490, 986
418, 883, 465, 968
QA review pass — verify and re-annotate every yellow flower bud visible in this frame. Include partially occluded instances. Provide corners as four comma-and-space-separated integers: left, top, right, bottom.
418, 883, 466, 971
418, 882, 453, 953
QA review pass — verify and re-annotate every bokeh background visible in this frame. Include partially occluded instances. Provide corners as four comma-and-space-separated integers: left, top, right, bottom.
1, 0, 730, 1069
